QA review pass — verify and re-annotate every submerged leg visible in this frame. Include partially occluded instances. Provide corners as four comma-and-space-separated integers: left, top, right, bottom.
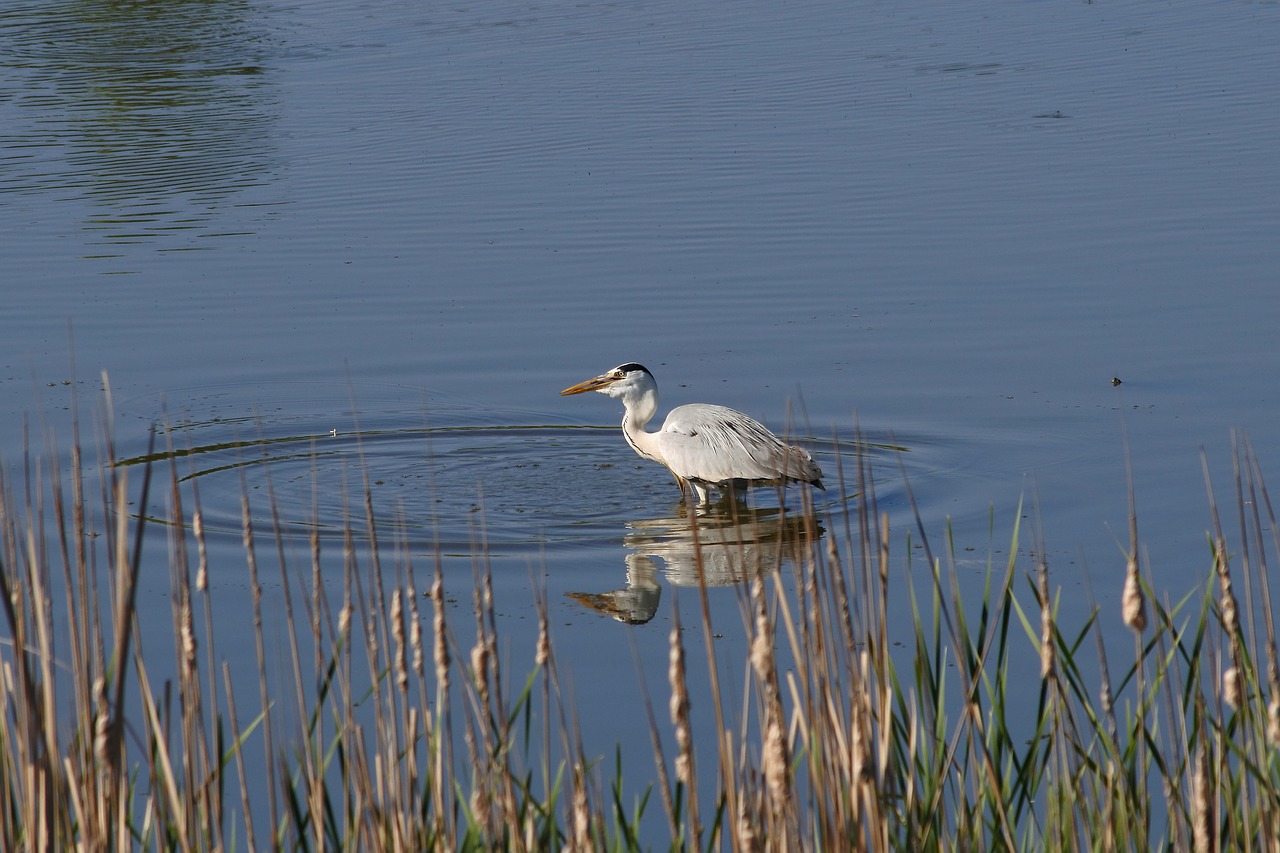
691, 482, 710, 506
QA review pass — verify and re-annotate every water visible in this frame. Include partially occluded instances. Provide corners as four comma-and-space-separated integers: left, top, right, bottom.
3, 0, 1280, 840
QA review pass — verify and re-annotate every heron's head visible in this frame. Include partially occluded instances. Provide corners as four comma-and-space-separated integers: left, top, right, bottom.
560, 363, 654, 400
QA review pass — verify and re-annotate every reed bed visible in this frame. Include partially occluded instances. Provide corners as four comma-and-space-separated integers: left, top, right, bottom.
1, 404, 1279, 851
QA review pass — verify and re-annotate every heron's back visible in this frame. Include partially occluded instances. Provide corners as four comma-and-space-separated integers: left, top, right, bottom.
657, 404, 823, 487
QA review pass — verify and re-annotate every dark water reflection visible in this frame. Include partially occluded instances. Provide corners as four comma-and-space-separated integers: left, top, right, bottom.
0, 0, 277, 246
568, 505, 825, 624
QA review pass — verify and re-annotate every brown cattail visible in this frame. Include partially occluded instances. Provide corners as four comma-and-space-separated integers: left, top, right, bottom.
1223, 667, 1242, 710
391, 589, 408, 691
1192, 744, 1212, 853
746, 578, 790, 811
179, 595, 197, 674
1099, 674, 1114, 721
192, 510, 208, 591
1216, 538, 1240, 645
410, 612, 424, 679
851, 699, 874, 785
668, 622, 693, 786
366, 612, 379, 660
535, 605, 551, 670
571, 763, 591, 851
762, 714, 789, 813
431, 573, 450, 693
852, 652, 875, 783
92, 675, 111, 766
735, 794, 758, 852
748, 579, 773, 678
470, 781, 491, 841
851, 714, 871, 785
406, 579, 424, 679
1122, 556, 1146, 633
1221, 587, 1239, 641
1038, 563, 1055, 679
471, 641, 490, 708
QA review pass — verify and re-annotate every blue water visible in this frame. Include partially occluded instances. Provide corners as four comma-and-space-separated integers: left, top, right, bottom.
3, 0, 1280, 841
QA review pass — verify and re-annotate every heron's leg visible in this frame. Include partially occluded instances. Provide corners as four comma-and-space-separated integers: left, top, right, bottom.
692, 482, 710, 506
672, 473, 691, 503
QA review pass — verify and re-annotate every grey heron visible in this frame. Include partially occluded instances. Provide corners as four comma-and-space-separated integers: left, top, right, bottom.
560, 363, 824, 506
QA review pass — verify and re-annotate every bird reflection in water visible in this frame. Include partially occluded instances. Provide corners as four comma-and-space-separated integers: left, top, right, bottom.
567, 502, 824, 624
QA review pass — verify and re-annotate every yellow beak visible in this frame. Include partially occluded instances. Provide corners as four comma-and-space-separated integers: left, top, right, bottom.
560, 373, 616, 396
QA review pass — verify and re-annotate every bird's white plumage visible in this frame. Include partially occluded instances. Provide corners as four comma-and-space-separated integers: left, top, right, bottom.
561, 363, 823, 505
657, 404, 817, 484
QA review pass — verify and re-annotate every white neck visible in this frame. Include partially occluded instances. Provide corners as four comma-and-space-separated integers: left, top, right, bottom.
619, 385, 663, 462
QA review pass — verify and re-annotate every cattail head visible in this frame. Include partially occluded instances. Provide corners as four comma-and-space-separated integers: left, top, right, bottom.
1213, 537, 1240, 644
92, 675, 111, 766
1221, 588, 1239, 646
471, 641, 490, 707
405, 581, 424, 678
338, 603, 353, 639
410, 614, 424, 679
748, 578, 774, 680
1192, 744, 1212, 853
762, 714, 790, 811
431, 573, 450, 692
192, 510, 208, 591
470, 782, 491, 841
851, 695, 873, 784
391, 589, 408, 691
1038, 563, 1055, 679
571, 763, 591, 851
179, 595, 197, 674
535, 606, 550, 669
366, 612, 379, 657
1223, 667, 1242, 710
735, 797, 757, 852
750, 629, 772, 681
1122, 557, 1146, 633
668, 622, 693, 786
1268, 697, 1280, 749
241, 497, 254, 554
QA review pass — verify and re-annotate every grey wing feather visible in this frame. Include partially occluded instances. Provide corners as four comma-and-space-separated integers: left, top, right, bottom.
657, 404, 823, 486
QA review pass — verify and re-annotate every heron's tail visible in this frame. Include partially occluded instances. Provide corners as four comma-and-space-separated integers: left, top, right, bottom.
784, 444, 824, 488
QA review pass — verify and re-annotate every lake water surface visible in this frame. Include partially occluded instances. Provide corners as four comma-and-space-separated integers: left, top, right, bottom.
3, 0, 1279, 840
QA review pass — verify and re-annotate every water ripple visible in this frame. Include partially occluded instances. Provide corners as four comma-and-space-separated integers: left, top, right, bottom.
0, 0, 280, 246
